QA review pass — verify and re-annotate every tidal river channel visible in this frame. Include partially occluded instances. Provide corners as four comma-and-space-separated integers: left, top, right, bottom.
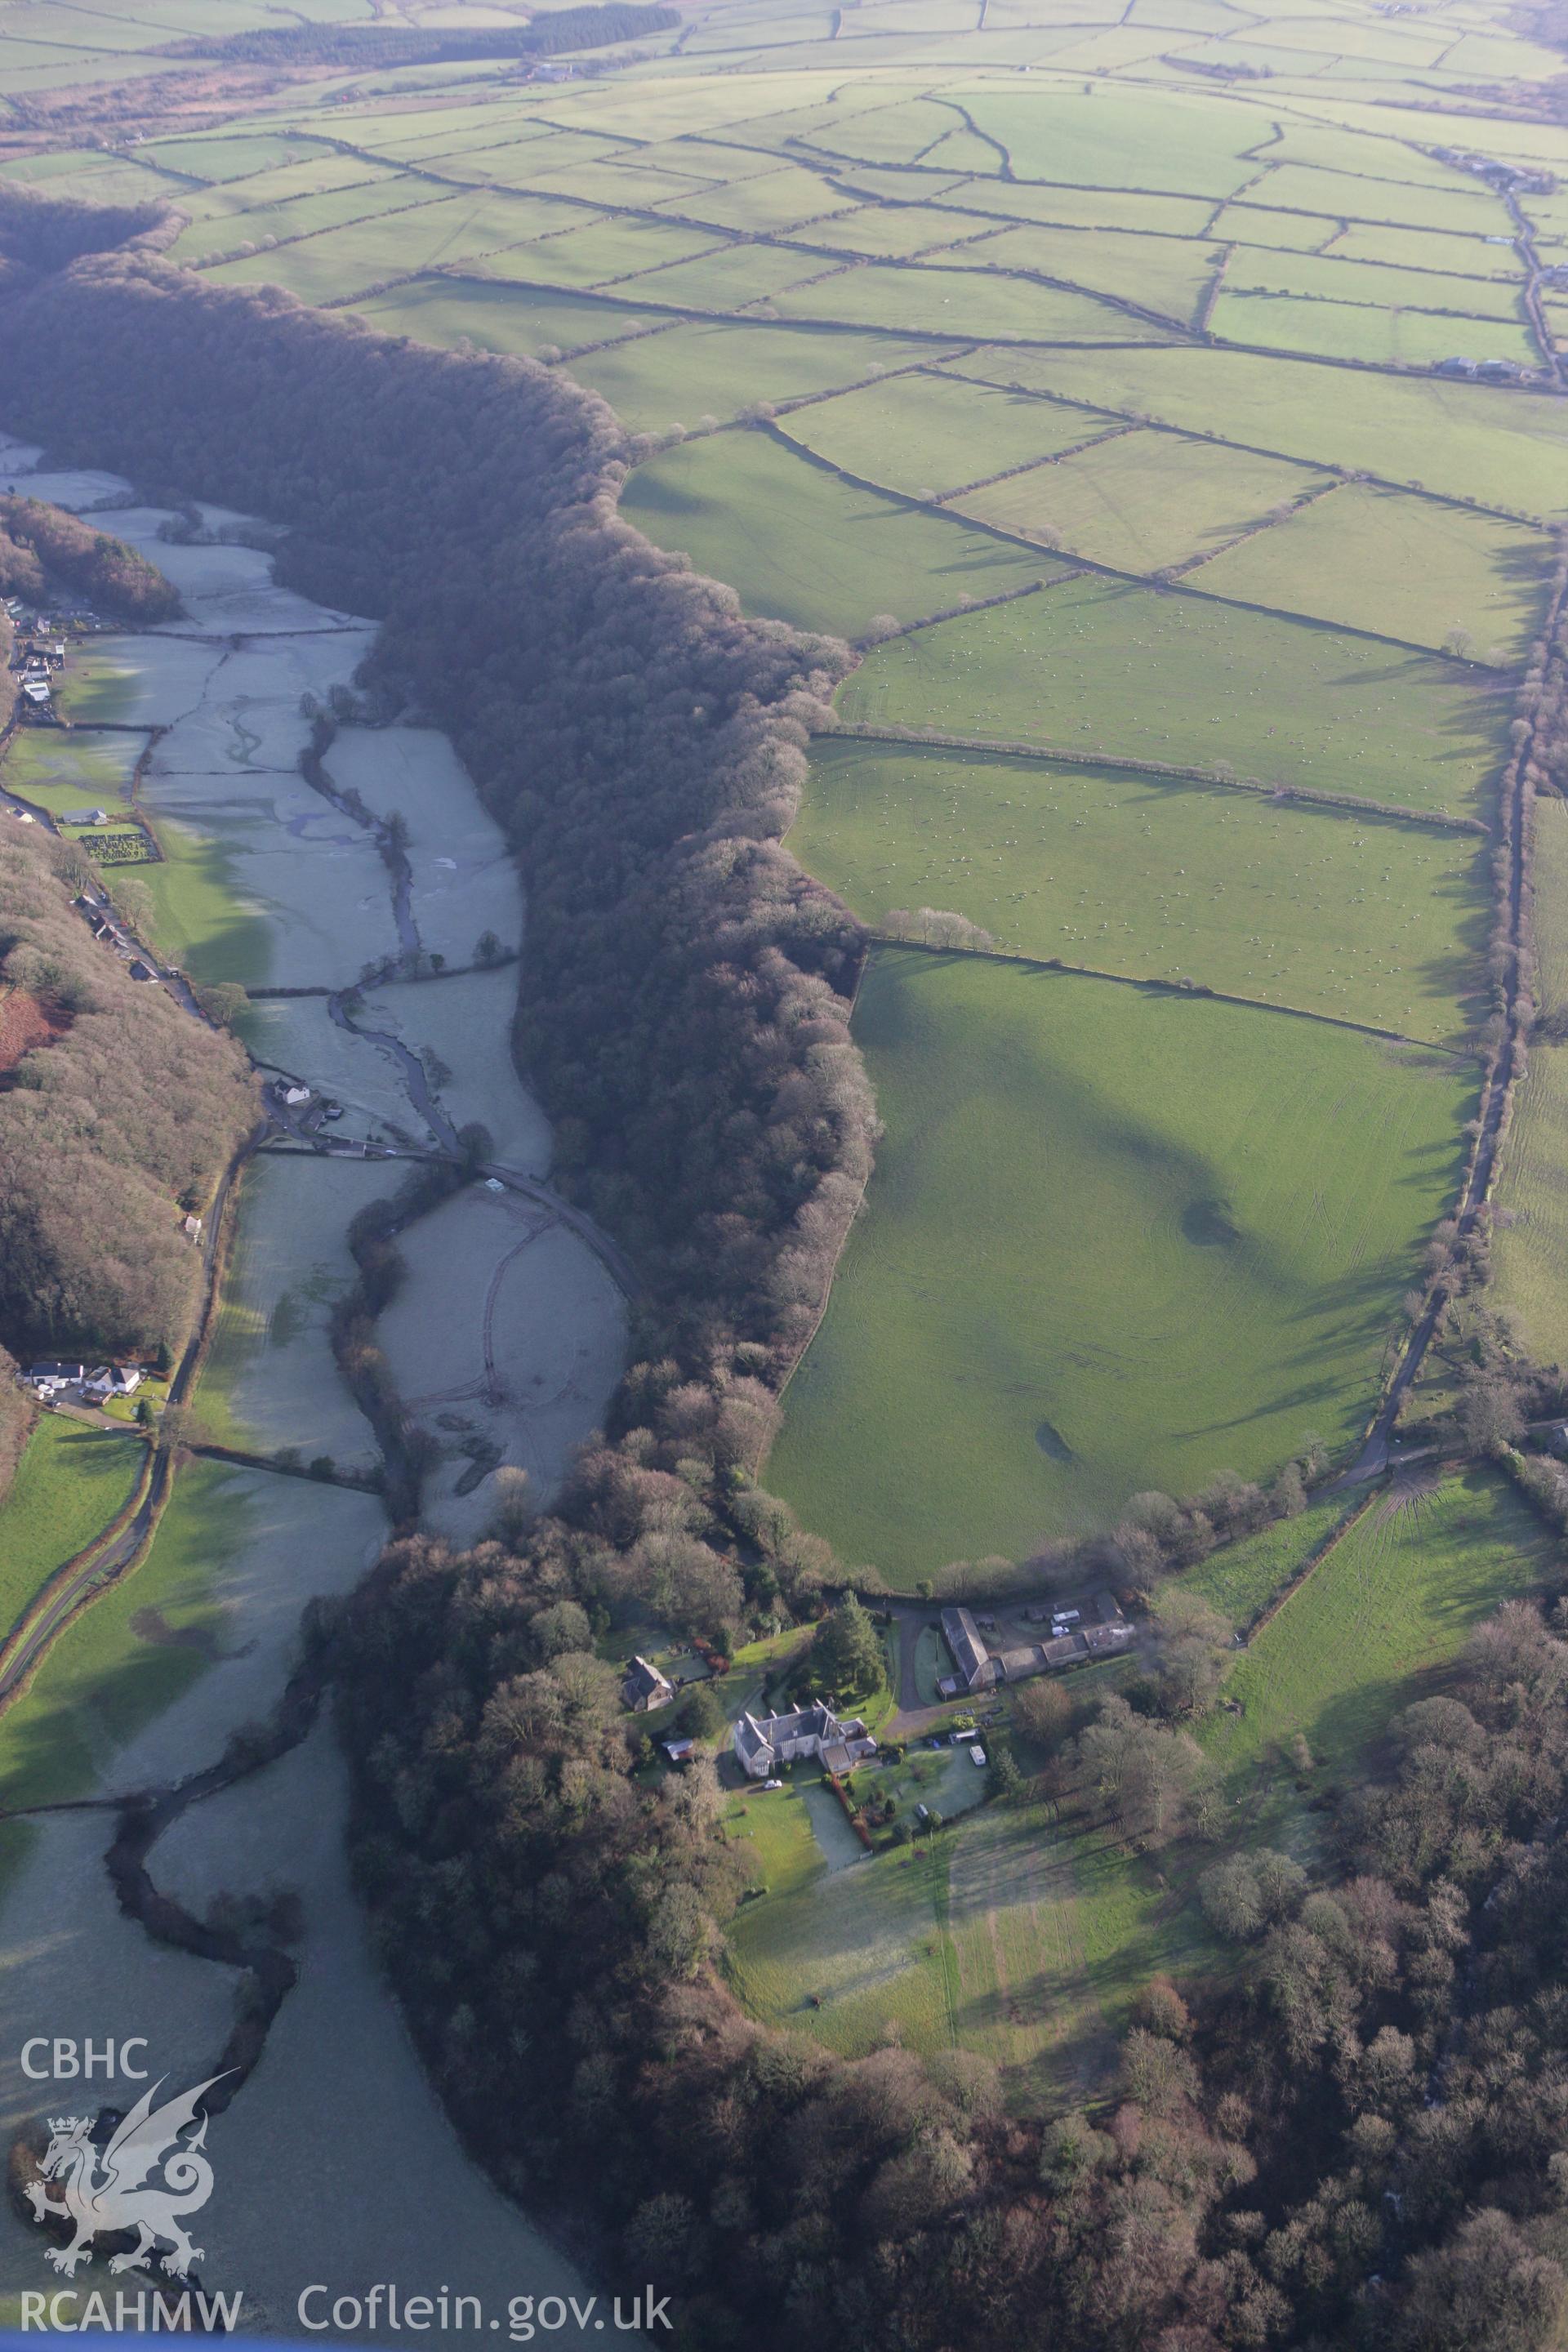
0, 433, 630, 2341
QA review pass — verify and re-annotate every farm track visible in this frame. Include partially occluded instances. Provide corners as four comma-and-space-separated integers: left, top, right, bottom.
1350, 555, 1568, 1475
1503, 183, 1565, 392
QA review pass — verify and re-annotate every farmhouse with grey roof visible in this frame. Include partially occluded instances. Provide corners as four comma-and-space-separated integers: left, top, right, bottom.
733, 1700, 876, 1780
621, 1655, 675, 1713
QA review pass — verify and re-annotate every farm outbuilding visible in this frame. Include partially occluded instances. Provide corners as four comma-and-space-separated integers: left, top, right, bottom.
941, 1592, 1131, 1691
941, 1606, 1003, 1693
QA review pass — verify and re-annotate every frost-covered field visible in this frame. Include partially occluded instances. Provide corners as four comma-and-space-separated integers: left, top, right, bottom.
360, 966, 553, 1171
380, 1185, 626, 1544
326, 725, 521, 968
0, 450, 619, 2330
195, 1153, 391, 1467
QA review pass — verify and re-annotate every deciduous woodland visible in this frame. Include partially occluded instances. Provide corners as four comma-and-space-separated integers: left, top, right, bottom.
0, 493, 182, 621
0, 823, 252, 1365
7, 201, 1568, 2350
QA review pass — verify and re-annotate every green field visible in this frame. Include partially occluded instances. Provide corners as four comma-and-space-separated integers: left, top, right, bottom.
168, 172, 429, 264
473, 215, 723, 289
960, 84, 1272, 198
1180, 1491, 1358, 1632
1494, 799, 1568, 1355
1223, 244, 1528, 322
145, 131, 341, 183
779, 369, 1117, 499
768, 947, 1474, 1577
621, 430, 1058, 636
945, 345, 1568, 514
0, 1460, 237, 1814
725, 1829, 958, 2057
0, 1419, 144, 1639
655, 165, 861, 235
586, 239, 831, 311
793, 740, 1489, 1038
1192, 480, 1550, 661
572, 318, 965, 430
354, 278, 665, 359
135, 814, 272, 987
951, 429, 1328, 573
948, 180, 1219, 240
728, 1758, 1217, 2096
1244, 163, 1509, 236
1206, 1469, 1553, 1823
770, 260, 1179, 344
835, 575, 1509, 814
945, 1793, 1217, 2101
1322, 221, 1517, 277
1209, 287, 1540, 371
800, 202, 1000, 258
961, 222, 1221, 324
1, 726, 141, 815
204, 187, 576, 301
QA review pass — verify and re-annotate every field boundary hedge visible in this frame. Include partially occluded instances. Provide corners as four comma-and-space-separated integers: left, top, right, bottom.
858, 932, 1485, 1055
1238, 1488, 1377, 1645
821, 719, 1492, 833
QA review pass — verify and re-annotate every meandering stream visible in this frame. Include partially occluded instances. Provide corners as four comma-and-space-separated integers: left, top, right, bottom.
0, 434, 629, 2340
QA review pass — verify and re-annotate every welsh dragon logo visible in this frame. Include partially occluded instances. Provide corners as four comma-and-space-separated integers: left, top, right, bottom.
25, 2074, 227, 2279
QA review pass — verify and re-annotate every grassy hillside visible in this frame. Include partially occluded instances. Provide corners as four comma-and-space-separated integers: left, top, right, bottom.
1205, 1468, 1555, 1839
834, 578, 1509, 817
0, 1418, 143, 1638
793, 740, 1490, 1040
768, 947, 1474, 1578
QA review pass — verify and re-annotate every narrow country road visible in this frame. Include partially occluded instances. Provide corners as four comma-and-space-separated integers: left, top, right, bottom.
0, 1462, 165, 1704
0, 1125, 260, 1709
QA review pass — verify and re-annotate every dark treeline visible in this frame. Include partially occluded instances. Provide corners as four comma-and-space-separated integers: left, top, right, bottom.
0, 186, 164, 278
0, 495, 181, 621
0, 825, 253, 1357
165, 5, 677, 67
